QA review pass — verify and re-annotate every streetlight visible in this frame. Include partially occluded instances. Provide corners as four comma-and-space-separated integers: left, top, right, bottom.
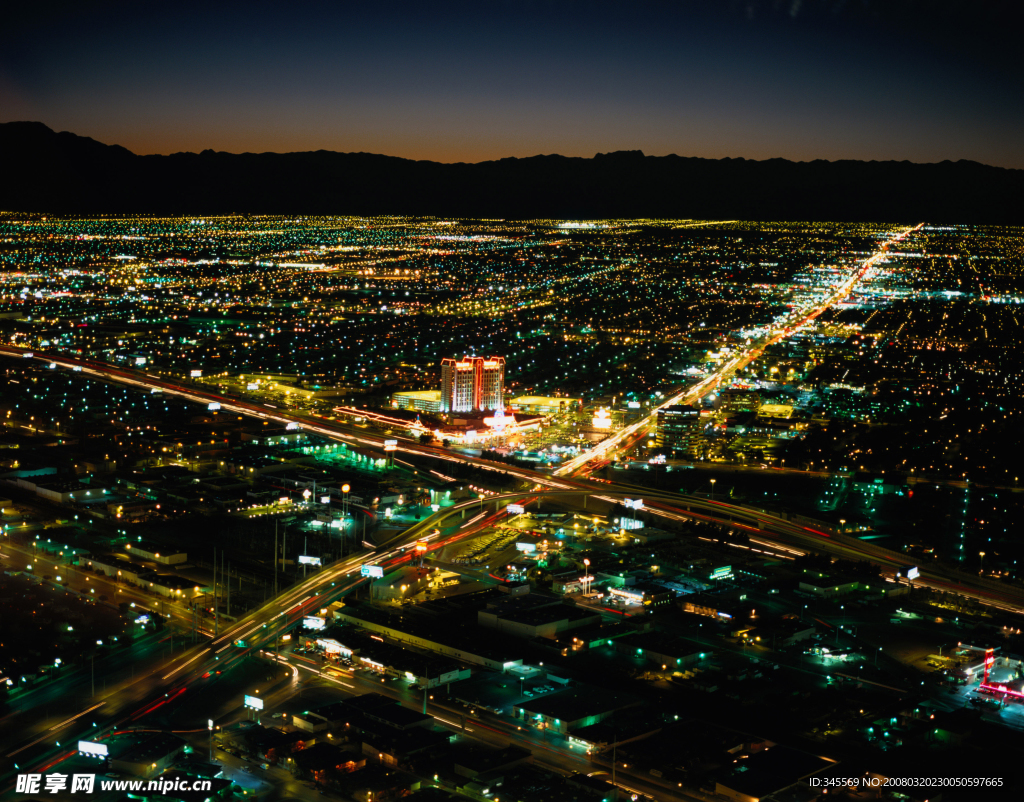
979, 551, 986, 575
710, 478, 716, 501
839, 519, 845, 534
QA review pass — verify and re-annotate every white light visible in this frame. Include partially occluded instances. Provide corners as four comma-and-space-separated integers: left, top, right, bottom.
244, 694, 264, 710
79, 741, 108, 758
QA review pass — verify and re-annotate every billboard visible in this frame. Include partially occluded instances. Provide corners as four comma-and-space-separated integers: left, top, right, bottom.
79, 741, 108, 758
906, 566, 920, 580
208, 402, 222, 411
384, 439, 398, 451
303, 616, 326, 630
506, 504, 525, 515
190, 369, 202, 378
244, 694, 264, 710
515, 542, 537, 552
623, 498, 644, 511
710, 566, 733, 580
360, 564, 384, 579
298, 555, 321, 566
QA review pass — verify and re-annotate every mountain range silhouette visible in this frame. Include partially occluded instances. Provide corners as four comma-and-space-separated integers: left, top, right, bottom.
2, 122, 1020, 222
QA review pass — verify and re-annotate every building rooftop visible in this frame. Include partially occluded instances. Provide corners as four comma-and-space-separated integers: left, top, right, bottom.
514, 686, 639, 724
717, 746, 832, 800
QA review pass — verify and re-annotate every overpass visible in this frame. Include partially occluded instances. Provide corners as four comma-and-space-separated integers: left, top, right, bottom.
411, 484, 1024, 615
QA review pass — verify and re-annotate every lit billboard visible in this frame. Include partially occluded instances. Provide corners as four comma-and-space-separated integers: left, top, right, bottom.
906, 566, 920, 580
244, 694, 264, 710
506, 504, 525, 515
303, 616, 326, 630
361, 564, 384, 579
515, 542, 537, 552
298, 555, 321, 566
79, 741, 108, 758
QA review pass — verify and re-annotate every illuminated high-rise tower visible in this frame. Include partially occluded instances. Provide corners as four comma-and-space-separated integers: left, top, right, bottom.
440, 358, 477, 413
440, 356, 504, 413
478, 357, 504, 411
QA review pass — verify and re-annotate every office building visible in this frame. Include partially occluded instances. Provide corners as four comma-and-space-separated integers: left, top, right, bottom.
716, 389, 761, 415
656, 405, 702, 455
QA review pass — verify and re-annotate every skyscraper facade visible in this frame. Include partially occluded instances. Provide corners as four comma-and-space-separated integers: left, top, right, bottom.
656, 405, 703, 457
440, 356, 504, 413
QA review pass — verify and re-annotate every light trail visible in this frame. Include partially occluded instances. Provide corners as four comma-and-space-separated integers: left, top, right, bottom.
6, 704, 105, 757
161, 648, 211, 680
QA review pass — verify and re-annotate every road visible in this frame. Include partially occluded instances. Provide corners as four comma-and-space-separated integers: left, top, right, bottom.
0, 535, 208, 635
266, 653, 708, 802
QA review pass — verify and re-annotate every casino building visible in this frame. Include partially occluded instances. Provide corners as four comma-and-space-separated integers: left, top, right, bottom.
440, 356, 504, 413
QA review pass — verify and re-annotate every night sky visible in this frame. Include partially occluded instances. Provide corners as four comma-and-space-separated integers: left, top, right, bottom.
1, 0, 1020, 168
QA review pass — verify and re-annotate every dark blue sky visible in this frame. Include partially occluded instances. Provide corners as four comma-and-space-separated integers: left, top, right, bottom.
2, 0, 1020, 167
